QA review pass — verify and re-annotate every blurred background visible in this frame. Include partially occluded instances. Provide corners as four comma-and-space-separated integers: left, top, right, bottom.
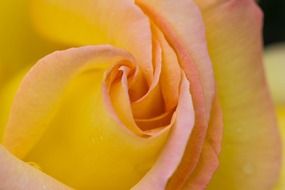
259, 0, 285, 106
259, 0, 285, 46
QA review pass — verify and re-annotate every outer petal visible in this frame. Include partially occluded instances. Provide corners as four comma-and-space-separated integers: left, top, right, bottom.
0, 145, 70, 190
194, 0, 282, 189
182, 97, 223, 190
263, 43, 285, 190
274, 108, 285, 190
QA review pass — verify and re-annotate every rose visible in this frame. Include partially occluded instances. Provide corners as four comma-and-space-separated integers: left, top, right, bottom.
0, 0, 281, 190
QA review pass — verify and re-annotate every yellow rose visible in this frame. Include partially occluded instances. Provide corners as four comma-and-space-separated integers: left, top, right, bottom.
0, 0, 281, 190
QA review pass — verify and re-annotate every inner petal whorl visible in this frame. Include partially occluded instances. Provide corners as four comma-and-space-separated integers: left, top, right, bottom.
106, 26, 182, 137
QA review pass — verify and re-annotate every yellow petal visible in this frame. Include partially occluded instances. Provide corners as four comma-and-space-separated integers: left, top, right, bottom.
274, 107, 285, 190
30, 0, 154, 83
3, 46, 169, 189
0, 0, 61, 85
0, 68, 28, 141
194, 0, 282, 189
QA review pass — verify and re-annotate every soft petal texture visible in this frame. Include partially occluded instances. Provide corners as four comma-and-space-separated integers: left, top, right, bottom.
30, 0, 153, 83
0, 0, 61, 86
2, 46, 197, 190
194, 0, 281, 189
182, 97, 223, 190
0, 145, 70, 190
30, 0, 223, 189
135, 0, 221, 189
133, 74, 195, 190
264, 44, 285, 105
0, 69, 28, 141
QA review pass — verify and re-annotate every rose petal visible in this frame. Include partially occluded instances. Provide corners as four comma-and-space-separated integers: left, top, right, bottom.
194, 0, 282, 189
0, 69, 27, 141
136, 0, 215, 115
0, 0, 61, 84
133, 74, 195, 190
263, 43, 285, 190
274, 107, 285, 190
30, 0, 153, 83
182, 96, 223, 189
3, 46, 169, 189
0, 145, 70, 190
135, 1, 218, 188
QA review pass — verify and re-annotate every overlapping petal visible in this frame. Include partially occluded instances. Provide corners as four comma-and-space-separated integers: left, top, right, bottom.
27, 0, 223, 189
134, 1, 222, 189
0, 145, 69, 190
2, 44, 202, 189
30, 0, 153, 83
194, 0, 281, 189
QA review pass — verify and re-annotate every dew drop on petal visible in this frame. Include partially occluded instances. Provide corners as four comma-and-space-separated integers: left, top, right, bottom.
27, 161, 42, 170
242, 162, 254, 175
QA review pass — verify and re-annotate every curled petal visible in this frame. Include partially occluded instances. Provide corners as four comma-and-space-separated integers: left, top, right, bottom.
133, 74, 195, 190
3, 46, 171, 189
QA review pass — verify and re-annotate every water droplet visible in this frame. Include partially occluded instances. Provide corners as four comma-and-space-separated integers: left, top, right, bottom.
243, 162, 254, 175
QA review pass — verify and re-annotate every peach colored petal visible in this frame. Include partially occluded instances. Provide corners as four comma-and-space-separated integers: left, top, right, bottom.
3, 46, 170, 189
132, 73, 195, 190
152, 25, 181, 111
3, 45, 137, 158
30, 0, 153, 84
194, 0, 282, 189
181, 97, 223, 189
136, 0, 215, 115
131, 37, 164, 119
135, 1, 218, 188
0, 145, 70, 190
